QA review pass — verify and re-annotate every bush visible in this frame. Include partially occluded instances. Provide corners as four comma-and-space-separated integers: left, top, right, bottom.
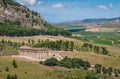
26, 14, 30, 18
43, 57, 91, 69
6, 67, 9, 72
12, 60, 17, 68
85, 72, 99, 79
95, 64, 102, 73
44, 57, 58, 66
39, 61, 44, 64
7, 74, 10, 79
61, 61, 72, 68
7, 74, 18, 79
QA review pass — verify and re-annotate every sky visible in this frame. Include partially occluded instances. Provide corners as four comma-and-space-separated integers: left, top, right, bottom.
15, 0, 120, 23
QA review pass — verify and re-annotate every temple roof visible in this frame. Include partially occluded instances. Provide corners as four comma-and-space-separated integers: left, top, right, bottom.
19, 46, 48, 51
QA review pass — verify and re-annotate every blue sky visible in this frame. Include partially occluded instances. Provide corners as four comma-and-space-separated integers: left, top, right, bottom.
15, 0, 120, 23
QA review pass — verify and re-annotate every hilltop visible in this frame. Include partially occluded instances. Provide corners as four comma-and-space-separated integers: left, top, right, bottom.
0, 0, 44, 28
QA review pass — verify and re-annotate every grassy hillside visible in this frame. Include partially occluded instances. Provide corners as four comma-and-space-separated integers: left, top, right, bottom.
0, 56, 104, 79
0, 35, 120, 69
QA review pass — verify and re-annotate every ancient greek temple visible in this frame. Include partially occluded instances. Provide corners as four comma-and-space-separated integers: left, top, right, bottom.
19, 46, 49, 59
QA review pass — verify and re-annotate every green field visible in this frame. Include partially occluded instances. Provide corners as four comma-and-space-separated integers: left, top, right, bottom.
71, 31, 120, 46
92, 39, 112, 45
58, 25, 120, 46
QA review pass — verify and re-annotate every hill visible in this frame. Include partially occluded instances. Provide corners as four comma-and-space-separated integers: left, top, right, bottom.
0, 35, 120, 69
0, 0, 72, 37
0, 0, 44, 28
54, 17, 120, 28
0, 56, 110, 79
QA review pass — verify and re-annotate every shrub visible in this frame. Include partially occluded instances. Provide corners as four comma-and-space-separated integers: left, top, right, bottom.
7, 74, 10, 79
44, 57, 58, 66
12, 60, 17, 68
7, 74, 18, 79
6, 67, 9, 72
85, 72, 99, 79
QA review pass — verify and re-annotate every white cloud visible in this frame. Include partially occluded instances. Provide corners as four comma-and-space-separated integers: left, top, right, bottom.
109, 3, 113, 8
52, 3, 63, 8
97, 3, 113, 10
37, 1, 43, 5
16, 0, 37, 5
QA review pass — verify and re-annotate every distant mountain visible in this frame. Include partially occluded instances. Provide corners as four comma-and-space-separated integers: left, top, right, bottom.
0, 0, 44, 28
53, 20, 83, 27
82, 17, 120, 23
54, 17, 120, 28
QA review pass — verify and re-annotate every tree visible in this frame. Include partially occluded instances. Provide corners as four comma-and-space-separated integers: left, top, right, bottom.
71, 58, 82, 68
12, 60, 17, 68
69, 41, 74, 51
7, 74, 18, 79
1, 39, 5, 43
84, 61, 91, 68
32, 40, 35, 44
107, 67, 113, 76
22, 41, 25, 45
62, 61, 72, 68
38, 39, 41, 43
63, 41, 69, 51
44, 57, 58, 66
6, 67, 9, 72
115, 71, 119, 77
7, 74, 11, 79
0, 21, 71, 37
28, 39, 31, 44
26, 14, 30, 18
58, 57, 73, 68
14, 74, 18, 79
102, 67, 107, 74
85, 72, 99, 79
95, 64, 102, 73
101, 47, 108, 55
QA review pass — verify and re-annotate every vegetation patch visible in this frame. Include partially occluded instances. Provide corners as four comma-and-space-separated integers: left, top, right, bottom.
41, 57, 120, 78
34, 39, 74, 51
0, 22, 71, 36
0, 57, 113, 79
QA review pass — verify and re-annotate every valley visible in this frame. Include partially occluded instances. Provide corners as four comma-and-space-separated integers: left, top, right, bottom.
0, 0, 120, 79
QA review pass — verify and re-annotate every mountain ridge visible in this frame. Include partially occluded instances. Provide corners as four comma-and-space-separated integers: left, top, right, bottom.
54, 17, 120, 28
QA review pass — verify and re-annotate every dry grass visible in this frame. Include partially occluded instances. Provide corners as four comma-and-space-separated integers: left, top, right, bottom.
60, 51, 120, 69
93, 44, 120, 57
0, 35, 83, 44
0, 56, 88, 79
0, 35, 120, 69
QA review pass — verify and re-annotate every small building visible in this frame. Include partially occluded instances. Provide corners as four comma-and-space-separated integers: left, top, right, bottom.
19, 46, 49, 60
